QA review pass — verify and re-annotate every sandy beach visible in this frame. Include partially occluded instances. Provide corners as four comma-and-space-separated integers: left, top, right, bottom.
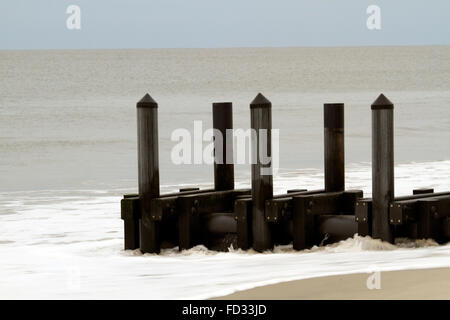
214, 268, 450, 300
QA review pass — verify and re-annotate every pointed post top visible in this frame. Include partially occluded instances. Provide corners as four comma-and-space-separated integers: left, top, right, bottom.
371, 93, 393, 110
250, 93, 271, 109
137, 93, 158, 108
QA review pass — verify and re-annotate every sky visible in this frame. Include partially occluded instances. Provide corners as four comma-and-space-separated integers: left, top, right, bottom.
0, 0, 449, 49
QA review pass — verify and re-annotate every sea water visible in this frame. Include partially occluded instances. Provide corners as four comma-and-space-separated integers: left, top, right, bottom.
0, 46, 449, 298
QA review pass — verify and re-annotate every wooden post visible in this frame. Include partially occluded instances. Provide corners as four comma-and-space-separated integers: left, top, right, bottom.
324, 103, 345, 192
235, 198, 252, 249
137, 93, 161, 253
177, 196, 197, 250
371, 94, 394, 243
292, 196, 309, 250
213, 102, 234, 191
250, 93, 273, 251
121, 196, 140, 250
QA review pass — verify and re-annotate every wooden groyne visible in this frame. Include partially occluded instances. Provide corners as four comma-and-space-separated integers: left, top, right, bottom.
121, 93, 450, 253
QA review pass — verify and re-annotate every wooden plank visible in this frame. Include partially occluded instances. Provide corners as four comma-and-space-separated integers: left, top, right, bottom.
179, 187, 200, 192
121, 196, 140, 220
417, 197, 450, 242
389, 194, 450, 226
444, 217, 450, 240
432, 197, 450, 219
413, 188, 434, 195
121, 196, 141, 250
191, 189, 250, 214
268, 190, 362, 223
342, 190, 364, 214
355, 199, 372, 236
124, 220, 140, 250
150, 188, 232, 221
287, 189, 307, 193
235, 198, 252, 250
265, 189, 325, 221
297, 192, 344, 215
292, 196, 311, 250
417, 199, 440, 240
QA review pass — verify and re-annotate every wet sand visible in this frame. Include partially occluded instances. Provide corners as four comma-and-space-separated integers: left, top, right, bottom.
213, 268, 450, 300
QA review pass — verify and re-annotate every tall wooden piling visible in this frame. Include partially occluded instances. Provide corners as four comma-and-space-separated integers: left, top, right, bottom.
324, 103, 345, 192
137, 93, 161, 253
371, 94, 394, 243
250, 93, 274, 251
213, 102, 234, 191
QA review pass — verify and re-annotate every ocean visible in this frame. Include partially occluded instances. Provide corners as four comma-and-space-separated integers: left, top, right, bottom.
0, 46, 449, 298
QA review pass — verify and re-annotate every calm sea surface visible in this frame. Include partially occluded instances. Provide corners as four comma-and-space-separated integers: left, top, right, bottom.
0, 46, 449, 191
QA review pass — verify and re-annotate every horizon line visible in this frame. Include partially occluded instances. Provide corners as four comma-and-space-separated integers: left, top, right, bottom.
1, 43, 450, 52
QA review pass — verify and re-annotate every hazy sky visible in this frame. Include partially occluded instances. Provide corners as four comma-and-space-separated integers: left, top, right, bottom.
1, 0, 449, 49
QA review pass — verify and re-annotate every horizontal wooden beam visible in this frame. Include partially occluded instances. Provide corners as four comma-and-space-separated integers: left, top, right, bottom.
268, 190, 363, 222
150, 188, 236, 221
265, 190, 325, 221
413, 188, 434, 195
389, 194, 450, 226
287, 189, 307, 193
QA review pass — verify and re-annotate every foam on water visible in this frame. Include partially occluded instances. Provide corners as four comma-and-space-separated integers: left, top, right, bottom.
0, 160, 449, 299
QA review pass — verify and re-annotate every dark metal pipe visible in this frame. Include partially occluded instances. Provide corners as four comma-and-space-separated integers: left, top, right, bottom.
203, 212, 237, 235
137, 93, 161, 253
317, 215, 357, 245
324, 103, 345, 192
371, 94, 394, 242
213, 102, 234, 191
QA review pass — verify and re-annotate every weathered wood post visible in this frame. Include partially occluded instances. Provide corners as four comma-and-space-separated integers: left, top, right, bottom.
213, 102, 234, 191
250, 93, 274, 251
137, 93, 161, 253
121, 195, 140, 250
324, 103, 345, 192
371, 94, 394, 243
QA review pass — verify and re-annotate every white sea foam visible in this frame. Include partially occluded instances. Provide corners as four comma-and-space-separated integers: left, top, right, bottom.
0, 160, 449, 299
